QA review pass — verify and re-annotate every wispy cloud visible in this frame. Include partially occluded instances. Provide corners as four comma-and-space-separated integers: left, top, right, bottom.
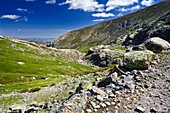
17, 8, 28, 12
1, 15, 20, 20
106, 0, 138, 11
59, 0, 104, 12
15, 16, 28, 22
118, 5, 140, 12
93, 19, 104, 22
116, 13, 123, 17
92, 12, 115, 18
45, 0, 56, 4
141, 0, 154, 6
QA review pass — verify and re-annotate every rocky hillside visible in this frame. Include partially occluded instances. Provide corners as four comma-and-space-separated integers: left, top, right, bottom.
5, 36, 170, 113
51, 0, 170, 50
0, 36, 94, 109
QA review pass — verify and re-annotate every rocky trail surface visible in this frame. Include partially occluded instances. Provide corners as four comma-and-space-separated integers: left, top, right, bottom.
6, 44, 170, 113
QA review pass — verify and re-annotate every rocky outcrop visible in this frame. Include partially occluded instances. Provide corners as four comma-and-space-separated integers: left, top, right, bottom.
85, 45, 125, 67
144, 37, 170, 52
123, 50, 155, 69
125, 11, 170, 46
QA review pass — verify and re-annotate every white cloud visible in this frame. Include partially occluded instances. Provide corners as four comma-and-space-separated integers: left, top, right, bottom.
92, 12, 115, 17
25, 0, 36, 2
59, 0, 104, 12
17, 8, 28, 12
93, 19, 104, 22
106, 0, 138, 11
141, 0, 154, 6
1, 15, 20, 20
118, 5, 140, 12
46, 0, 56, 4
118, 13, 123, 17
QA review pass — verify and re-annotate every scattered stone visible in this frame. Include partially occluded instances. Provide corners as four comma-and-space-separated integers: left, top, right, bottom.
17, 62, 25, 65
25, 107, 37, 113
105, 102, 111, 106
86, 109, 92, 113
97, 77, 112, 87
150, 108, 157, 113
90, 101, 100, 109
94, 109, 98, 112
110, 72, 118, 81
91, 86, 106, 97
135, 106, 145, 112
8, 109, 22, 113
100, 103, 107, 108
9, 105, 25, 113
0, 84, 4, 87
109, 94, 115, 98
43, 103, 48, 109
96, 95, 104, 102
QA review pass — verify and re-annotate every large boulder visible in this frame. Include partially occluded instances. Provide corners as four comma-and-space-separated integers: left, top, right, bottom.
85, 45, 125, 67
144, 37, 170, 52
123, 50, 155, 69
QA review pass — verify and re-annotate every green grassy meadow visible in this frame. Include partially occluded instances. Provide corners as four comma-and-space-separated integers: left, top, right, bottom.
0, 38, 93, 95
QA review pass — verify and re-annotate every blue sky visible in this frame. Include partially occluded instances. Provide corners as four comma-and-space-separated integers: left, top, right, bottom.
0, 0, 162, 39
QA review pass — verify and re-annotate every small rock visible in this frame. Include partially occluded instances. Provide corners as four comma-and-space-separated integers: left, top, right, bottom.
100, 103, 106, 108
151, 60, 158, 65
25, 107, 36, 113
94, 109, 98, 112
125, 82, 135, 93
109, 94, 115, 98
150, 108, 157, 113
0, 84, 4, 87
9, 109, 22, 113
43, 103, 48, 109
90, 101, 96, 109
17, 62, 25, 65
135, 106, 145, 112
91, 86, 106, 97
97, 77, 112, 87
86, 109, 92, 113
96, 95, 104, 102
111, 102, 116, 105
105, 102, 111, 106
110, 72, 118, 81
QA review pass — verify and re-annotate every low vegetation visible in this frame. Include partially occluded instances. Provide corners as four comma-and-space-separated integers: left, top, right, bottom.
0, 38, 93, 95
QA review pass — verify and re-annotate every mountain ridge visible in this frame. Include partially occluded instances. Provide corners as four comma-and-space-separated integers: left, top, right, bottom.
51, 0, 170, 50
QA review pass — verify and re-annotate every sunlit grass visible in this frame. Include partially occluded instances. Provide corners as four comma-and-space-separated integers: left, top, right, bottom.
0, 38, 93, 94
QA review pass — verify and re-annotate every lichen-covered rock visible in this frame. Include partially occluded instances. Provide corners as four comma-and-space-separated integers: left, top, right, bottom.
85, 45, 125, 67
53, 93, 87, 113
144, 37, 170, 52
123, 50, 155, 69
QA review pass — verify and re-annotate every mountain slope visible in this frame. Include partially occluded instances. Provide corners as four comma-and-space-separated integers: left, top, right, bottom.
0, 36, 93, 94
52, 0, 170, 50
